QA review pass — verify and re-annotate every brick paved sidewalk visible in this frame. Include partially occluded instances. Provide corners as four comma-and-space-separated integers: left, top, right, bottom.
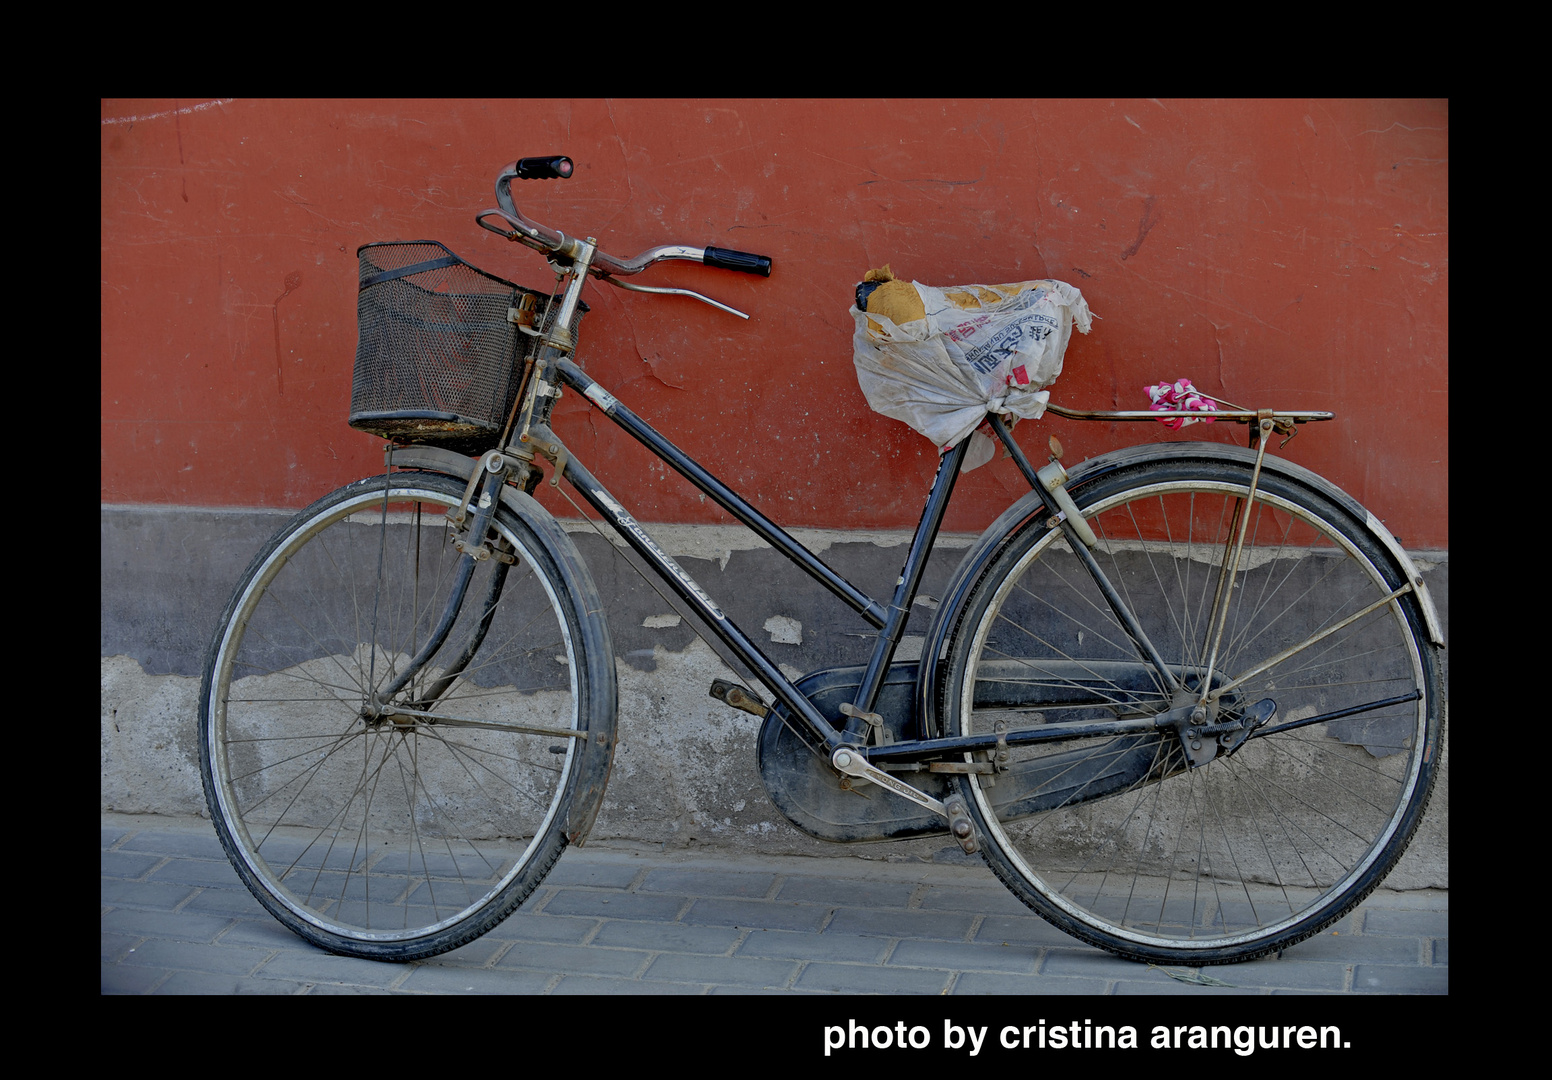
103, 812, 1446, 999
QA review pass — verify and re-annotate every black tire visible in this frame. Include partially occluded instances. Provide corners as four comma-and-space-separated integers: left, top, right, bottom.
942, 456, 1442, 964
199, 472, 616, 961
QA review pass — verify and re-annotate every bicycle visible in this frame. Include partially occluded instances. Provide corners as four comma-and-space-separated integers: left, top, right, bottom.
198, 156, 1445, 966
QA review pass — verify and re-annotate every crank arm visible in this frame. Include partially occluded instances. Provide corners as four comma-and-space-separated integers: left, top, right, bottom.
831, 747, 978, 852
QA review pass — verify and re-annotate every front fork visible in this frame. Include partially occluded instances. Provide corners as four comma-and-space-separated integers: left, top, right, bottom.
361, 460, 511, 722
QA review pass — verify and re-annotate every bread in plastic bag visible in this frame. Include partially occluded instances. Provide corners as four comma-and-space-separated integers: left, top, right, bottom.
851, 267, 1092, 469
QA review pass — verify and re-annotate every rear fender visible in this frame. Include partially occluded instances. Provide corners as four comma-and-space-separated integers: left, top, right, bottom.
913, 441, 1444, 736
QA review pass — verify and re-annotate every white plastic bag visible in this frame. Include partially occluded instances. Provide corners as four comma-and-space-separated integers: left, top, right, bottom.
852, 274, 1092, 469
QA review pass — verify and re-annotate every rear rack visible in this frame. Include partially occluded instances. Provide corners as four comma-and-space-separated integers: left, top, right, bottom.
1045, 404, 1334, 424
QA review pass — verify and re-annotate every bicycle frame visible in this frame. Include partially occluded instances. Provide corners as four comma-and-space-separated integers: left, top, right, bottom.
544, 352, 970, 759
474, 349, 1201, 787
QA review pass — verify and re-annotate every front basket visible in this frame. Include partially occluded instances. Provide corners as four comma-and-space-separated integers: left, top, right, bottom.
349, 241, 545, 451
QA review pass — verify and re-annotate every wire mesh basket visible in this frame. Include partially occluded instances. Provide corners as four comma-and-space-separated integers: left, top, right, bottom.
349, 241, 546, 451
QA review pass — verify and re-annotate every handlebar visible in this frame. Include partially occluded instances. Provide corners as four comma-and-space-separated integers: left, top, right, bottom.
510, 156, 573, 180
480, 156, 773, 283
704, 246, 772, 276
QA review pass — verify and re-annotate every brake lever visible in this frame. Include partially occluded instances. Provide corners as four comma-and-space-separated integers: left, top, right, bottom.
601, 276, 750, 320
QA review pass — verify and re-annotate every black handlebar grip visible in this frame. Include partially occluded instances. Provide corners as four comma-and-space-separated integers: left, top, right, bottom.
703, 246, 773, 277
514, 156, 574, 180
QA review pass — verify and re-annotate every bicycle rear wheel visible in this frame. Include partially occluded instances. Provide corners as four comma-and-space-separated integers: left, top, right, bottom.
199, 471, 616, 961
942, 456, 1442, 964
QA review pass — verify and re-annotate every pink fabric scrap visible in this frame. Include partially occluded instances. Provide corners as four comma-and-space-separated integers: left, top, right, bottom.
1145, 378, 1218, 429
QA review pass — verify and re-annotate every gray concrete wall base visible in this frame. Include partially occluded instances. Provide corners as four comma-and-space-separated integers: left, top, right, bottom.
98, 642, 963, 861
101, 654, 206, 817
102, 504, 1448, 882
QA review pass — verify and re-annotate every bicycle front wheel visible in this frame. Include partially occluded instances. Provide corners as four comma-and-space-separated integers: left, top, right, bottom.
199, 471, 616, 961
942, 456, 1442, 964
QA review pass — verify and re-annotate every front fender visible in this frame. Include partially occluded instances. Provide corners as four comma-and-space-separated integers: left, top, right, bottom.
382, 444, 618, 846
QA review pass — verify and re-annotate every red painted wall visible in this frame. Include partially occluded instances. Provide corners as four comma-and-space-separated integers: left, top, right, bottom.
102, 99, 1447, 547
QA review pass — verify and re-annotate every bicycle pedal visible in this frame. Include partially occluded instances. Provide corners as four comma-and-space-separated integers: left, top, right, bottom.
943, 794, 979, 854
709, 679, 769, 718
